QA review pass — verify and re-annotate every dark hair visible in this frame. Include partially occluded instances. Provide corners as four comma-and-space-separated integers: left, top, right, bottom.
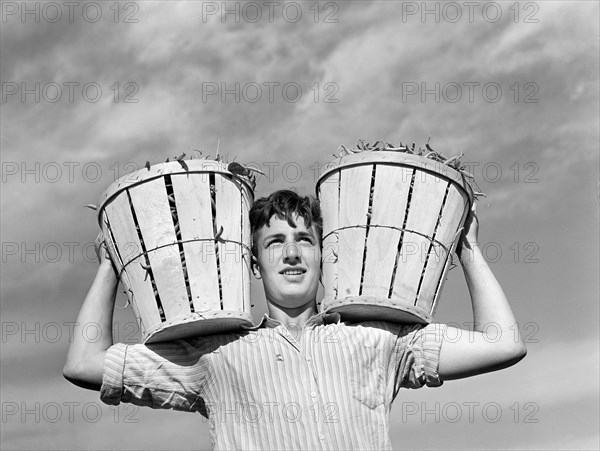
249, 190, 322, 255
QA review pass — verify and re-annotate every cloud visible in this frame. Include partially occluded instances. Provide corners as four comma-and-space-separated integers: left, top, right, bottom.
1, 2, 599, 449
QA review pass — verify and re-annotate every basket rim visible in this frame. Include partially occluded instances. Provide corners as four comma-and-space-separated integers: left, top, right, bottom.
144, 310, 255, 343
321, 295, 432, 323
315, 151, 474, 200
97, 160, 255, 227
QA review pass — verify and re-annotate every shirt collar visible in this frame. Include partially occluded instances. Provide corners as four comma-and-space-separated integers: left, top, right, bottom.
248, 311, 341, 330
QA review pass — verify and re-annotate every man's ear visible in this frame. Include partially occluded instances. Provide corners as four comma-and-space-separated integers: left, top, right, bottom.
251, 255, 261, 279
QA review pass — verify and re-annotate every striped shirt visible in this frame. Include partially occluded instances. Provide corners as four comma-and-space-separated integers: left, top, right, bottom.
101, 312, 446, 450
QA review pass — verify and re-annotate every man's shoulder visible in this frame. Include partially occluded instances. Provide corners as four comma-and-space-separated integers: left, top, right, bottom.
308, 319, 414, 346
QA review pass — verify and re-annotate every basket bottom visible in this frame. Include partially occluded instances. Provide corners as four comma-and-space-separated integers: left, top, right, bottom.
144, 310, 255, 343
322, 296, 431, 325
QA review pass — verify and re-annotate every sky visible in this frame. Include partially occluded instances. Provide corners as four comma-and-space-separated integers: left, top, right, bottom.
1, 1, 599, 450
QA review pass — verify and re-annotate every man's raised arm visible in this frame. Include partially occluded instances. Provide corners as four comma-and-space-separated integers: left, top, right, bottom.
63, 236, 118, 391
438, 206, 527, 380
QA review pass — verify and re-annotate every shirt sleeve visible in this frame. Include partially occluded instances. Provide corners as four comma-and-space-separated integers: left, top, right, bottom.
393, 323, 446, 393
100, 338, 216, 413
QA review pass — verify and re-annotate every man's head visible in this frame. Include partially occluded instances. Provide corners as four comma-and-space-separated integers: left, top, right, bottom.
249, 190, 322, 310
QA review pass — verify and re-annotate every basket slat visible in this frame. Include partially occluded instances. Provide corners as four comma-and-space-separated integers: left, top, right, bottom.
319, 170, 340, 303
103, 195, 162, 333
241, 185, 252, 312
392, 172, 448, 302
362, 166, 413, 298
421, 186, 470, 311
170, 174, 221, 312
215, 176, 243, 312
393, 171, 447, 303
411, 180, 453, 311
337, 165, 372, 297
101, 210, 147, 336
130, 179, 190, 320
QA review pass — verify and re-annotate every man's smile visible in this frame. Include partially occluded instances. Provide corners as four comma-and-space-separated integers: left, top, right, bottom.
279, 267, 307, 278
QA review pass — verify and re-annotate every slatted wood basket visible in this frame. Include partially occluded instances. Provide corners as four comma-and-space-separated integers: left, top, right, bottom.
317, 151, 474, 324
98, 160, 254, 343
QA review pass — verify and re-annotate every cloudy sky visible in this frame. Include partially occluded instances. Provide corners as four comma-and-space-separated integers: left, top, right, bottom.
1, 1, 598, 449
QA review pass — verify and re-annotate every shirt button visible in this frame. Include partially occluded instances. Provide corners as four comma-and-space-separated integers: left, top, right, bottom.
319, 434, 325, 441
311, 392, 317, 398
305, 356, 312, 362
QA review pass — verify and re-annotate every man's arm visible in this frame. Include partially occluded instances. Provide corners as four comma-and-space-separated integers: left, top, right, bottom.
63, 236, 118, 391
437, 205, 527, 380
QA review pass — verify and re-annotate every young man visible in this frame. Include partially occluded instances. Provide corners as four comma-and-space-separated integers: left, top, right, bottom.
64, 190, 526, 450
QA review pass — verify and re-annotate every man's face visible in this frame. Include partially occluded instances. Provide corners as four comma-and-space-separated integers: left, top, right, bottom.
253, 214, 321, 311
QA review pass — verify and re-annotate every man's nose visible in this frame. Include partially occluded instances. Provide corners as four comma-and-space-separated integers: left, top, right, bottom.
283, 242, 301, 262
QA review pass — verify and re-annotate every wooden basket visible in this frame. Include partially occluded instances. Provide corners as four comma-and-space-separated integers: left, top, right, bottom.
316, 151, 473, 324
98, 160, 254, 343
